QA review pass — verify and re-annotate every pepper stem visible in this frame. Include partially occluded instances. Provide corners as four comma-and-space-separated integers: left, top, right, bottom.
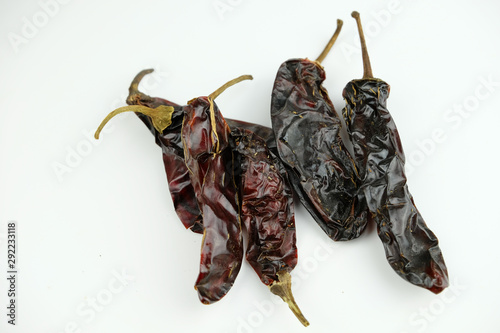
208, 75, 253, 100
269, 271, 310, 327
126, 68, 154, 105
315, 19, 343, 64
94, 105, 174, 139
352, 11, 373, 79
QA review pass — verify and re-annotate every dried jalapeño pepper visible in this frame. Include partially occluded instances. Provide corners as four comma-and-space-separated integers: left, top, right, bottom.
341, 12, 449, 293
231, 127, 309, 326
270, 19, 368, 241
181, 75, 252, 304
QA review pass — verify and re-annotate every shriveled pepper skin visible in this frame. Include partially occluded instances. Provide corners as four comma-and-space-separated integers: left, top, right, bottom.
127, 71, 278, 235
342, 79, 449, 294
232, 127, 308, 326
271, 59, 368, 241
127, 86, 204, 234
231, 127, 297, 285
182, 97, 243, 304
227, 119, 275, 149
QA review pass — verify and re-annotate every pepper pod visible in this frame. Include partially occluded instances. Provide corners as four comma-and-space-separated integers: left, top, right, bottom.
231, 127, 309, 326
270, 19, 369, 241
94, 75, 251, 303
126, 69, 204, 233
123, 72, 307, 320
180, 75, 253, 304
124, 72, 308, 320
124, 71, 282, 236
341, 12, 449, 293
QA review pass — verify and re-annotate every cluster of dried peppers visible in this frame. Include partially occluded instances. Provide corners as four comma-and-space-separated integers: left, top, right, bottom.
271, 19, 368, 242
95, 73, 309, 325
94, 11, 448, 327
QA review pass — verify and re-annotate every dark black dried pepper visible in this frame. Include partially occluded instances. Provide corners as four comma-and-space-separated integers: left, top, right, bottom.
341, 12, 449, 293
270, 20, 369, 241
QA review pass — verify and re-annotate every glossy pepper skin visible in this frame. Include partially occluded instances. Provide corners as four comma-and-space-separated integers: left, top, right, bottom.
182, 96, 243, 304
342, 79, 448, 293
271, 59, 368, 241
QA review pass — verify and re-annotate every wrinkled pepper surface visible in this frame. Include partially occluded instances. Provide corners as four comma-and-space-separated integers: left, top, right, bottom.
232, 127, 308, 326
127, 69, 204, 233
271, 20, 368, 241
181, 83, 247, 304
341, 12, 449, 293
126, 70, 278, 235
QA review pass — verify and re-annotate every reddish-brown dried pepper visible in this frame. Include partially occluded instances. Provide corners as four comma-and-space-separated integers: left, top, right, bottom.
126, 69, 204, 233
341, 12, 449, 293
231, 127, 308, 326
124, 70, 279, 235
124, 71, 308, 319
270, 20, 369, 241
181, 75, 252, 304
95, 75, 251, 303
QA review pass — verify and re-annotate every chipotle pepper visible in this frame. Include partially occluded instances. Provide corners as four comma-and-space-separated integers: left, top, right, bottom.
341, 12, 449, 293
232, 127, 309, 326
270, 20, 368, 241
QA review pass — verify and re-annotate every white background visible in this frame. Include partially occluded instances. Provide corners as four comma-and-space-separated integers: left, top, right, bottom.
1, 0, 500, 332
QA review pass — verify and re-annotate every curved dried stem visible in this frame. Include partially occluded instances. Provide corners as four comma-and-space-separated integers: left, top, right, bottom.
208, 75, 253, 100
269, 271, 310, 327
315, 19, 343, 64
126, 69, 154, 105
94, 105, 174, 139
352, 11, 373, 79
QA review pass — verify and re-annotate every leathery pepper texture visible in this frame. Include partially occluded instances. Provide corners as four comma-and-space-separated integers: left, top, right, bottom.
341, 12, 449, 293
127, 70, 279, 235
270, 20, 369, 241
181, 95, 244, 304
92, 11, 451, 326
127, 71, 308, 324
232, 127, 308, 326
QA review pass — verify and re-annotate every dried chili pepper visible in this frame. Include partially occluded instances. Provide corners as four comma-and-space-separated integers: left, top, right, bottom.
181, 75, 252, 304
124, 71, 307, 317
341, 12, 449, 293
270, 19, 368, 241
125, 70, 278, 235
231, 127, 308, 326
94, 74, 207, 232
126, 69, 204, 233
97, 70, 286, 304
